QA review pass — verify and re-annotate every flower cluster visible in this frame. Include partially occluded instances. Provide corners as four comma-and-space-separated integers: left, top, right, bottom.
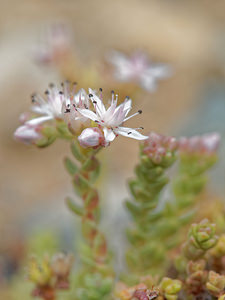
143, 132, 178, 164
108, 50, 172, 92
14, 81, 148, 148
179, 132, 221, 156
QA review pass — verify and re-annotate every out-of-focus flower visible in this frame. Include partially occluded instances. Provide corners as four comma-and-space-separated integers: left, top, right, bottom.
25, 81, 89, 129
28, 256, 52, 286
51, 253, 74, 289
179, 133, 221, 155
143, 132, 178, 164
14, 124, 42, 144
33, 23, 72, 65
107, 50, 172, 92
62, 85, 90, 132
78, 89, 148, 143
78, 127, 106, 148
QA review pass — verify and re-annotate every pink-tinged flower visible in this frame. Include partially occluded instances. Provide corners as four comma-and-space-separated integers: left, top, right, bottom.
179, 132, 221, 155
33, 23, 71, 65
108, 50, 172, 92
143, 132, 178, 163
14, 124, 42, 144
78, 127, 107, 148
26, 81, 89, 129
77, 89, 148, 143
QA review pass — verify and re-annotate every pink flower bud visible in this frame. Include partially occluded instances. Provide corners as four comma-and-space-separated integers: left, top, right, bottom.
14, 124, 42, 144
179, 132, 221, 155
78, 127, 106, 148
143, 131, 178, 163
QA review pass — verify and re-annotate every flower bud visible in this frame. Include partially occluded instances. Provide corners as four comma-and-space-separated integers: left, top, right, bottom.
143, 132, 178, 164
78, 127, 106, 148
186, 260, 207, 295
50, 253, 74, 289
183, 219, 218, 260
160, 277, 182, 300
206, 271, 225, 297
179, 132, 220, 155
14, 124, 42, 145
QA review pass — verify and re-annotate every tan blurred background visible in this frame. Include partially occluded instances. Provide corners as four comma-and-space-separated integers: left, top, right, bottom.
0, 0, 225, 288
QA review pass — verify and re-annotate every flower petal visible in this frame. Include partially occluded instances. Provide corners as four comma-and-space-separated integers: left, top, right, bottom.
89, 88, 106, 115
103, 127, 116, 142
115, 127, 148, 140
76, 108, 99, 122
26, 115, 53, 126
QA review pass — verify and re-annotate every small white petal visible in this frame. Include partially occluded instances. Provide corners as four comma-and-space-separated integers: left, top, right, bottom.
108, 51, 133, 81
103, 127, 116, 142
26, 115, 53, 126
89, 88, 106, 115
76, 108, 99, 122
115, 127, 148, 140
146, 64, 173, 78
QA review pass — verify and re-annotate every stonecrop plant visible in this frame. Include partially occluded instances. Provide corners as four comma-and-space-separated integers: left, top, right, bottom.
14, 40, 224, 300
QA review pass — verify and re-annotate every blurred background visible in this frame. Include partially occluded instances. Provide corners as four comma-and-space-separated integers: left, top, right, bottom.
0, 0, 225, 297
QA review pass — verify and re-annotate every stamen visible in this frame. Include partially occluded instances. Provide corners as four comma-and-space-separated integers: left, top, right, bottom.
45, 90, 49, 95
89, 94, 93, 98
124, 110, 143, 122
64, 108, 71, 113
99, 88, 103, 100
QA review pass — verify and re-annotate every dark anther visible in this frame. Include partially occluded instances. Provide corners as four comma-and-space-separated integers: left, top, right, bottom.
93, 100, 97, 104
45, 90, 49, 95
128, 132, 132, 135
64, 108, 70, 113
140, 127, 144, 129
99, 88, 102, 92
59, 91, 63, 95
49, 83, 54, 88
111, 90, 114, 94
125, 96, 129, 99
138, 110, 142, 114
89, 94, 93, 97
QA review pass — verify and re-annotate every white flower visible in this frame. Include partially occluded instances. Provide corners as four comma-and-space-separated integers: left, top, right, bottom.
26, 81, 89, 129
78, 127, 106, 148
33, 23, 71, 65
77, 89, 148, 143
108, 50, 172, 92
14, 124, 42, 144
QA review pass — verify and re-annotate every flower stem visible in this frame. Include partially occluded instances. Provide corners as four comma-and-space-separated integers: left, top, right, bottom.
65, 140, 112, 275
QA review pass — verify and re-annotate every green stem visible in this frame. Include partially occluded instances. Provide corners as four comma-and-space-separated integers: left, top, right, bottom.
65, 141, 112, 275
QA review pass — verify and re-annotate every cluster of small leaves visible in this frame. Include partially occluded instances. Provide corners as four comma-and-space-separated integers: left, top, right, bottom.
125, 143, 177, 276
